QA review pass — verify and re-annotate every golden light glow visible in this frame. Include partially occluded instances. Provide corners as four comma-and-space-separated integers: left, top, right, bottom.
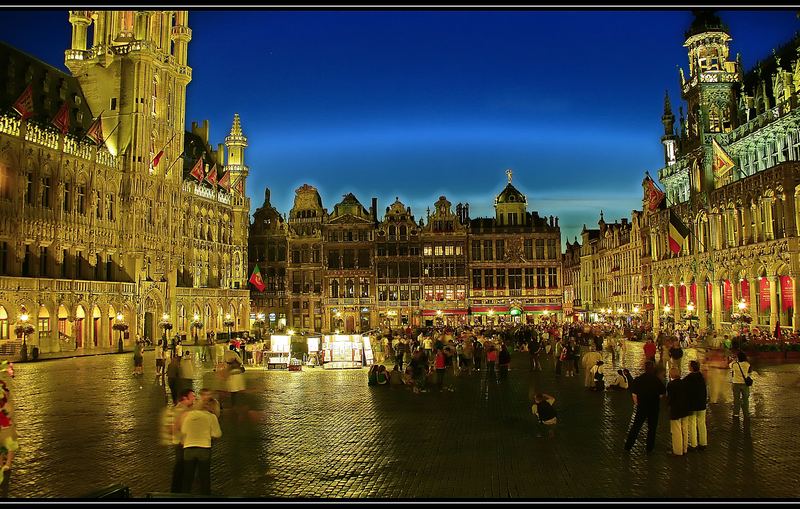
664, 305, 671, 314
617, 307, 623, 314
162, 313, 170, 321
193, 313, 200, 321
19, 313, 29, 323
738, 300, 747, 311
687, 302, 695, 313
225, 313, 232, 320
633, 306, 640, 314
436, 310, 443, 316
287, 329, 295, 336
116, 312, 124, 321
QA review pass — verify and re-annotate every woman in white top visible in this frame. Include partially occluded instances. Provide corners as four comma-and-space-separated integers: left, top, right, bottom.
729, 351, 752, 418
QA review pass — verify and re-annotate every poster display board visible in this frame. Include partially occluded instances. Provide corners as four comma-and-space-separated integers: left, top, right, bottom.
321, 334, 363, 369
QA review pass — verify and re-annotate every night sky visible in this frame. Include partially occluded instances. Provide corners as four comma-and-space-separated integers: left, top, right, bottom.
3, 9, 799, 246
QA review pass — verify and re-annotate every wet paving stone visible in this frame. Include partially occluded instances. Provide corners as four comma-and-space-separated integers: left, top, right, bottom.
6, 341, 800, 498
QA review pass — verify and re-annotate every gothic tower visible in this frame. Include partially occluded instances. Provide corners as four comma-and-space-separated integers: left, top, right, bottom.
679, 9, 742, 195
225, 113, 250, 289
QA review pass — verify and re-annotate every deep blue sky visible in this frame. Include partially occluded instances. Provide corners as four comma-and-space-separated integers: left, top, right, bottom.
3, 9, 799, 247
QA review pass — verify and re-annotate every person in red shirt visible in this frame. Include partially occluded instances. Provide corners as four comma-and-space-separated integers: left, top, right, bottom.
643, 338, 657, 364
434, 347, 447, 391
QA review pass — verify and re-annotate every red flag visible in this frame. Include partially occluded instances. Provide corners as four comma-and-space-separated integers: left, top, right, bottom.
233, 176, 244, 195
206, 164, 218, 187
249, 264, 266, 292
86, 115, 104, 145
218, 170, 231, 192
151, 149, 164, 168
643, 175, 666, 213
51, 102, 70, 135
12, 85, 34, 120
189, 157, 205, 182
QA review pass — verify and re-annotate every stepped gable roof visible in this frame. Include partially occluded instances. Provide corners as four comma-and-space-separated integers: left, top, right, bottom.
0, 41, 94, 137
329, 192, 371, 222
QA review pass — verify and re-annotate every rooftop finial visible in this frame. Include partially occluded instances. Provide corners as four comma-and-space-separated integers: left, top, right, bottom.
506, 168, 513, 184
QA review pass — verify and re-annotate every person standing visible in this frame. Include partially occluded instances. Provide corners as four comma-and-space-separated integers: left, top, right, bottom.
133, 342, 145, 376
666, 367, 690, 456
181, 399, 223, 495
434, 347, 447, 392
683, 360, 708, 451
624, 361, 666, 453
178, 351, 195, 396
729, 351, 752, 419
582, 345, 603, 389
498, 343, 511, 381
528, 336, 541, 371
170, 388, 196, 493
166, 355, 182, 405
155, 338, 166, 378
485, 344, 498, 381
668, 340, 684, 374
473, 338, 484, 373
643, 338, 657, 364
554, 339, 564, 376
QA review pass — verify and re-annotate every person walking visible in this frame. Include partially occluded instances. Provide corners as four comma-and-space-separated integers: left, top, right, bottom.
473, 338, 484, 372
180, 397, 223, 495
666, 367, 690, 456
155, 338, 166, 377
554, 339, 564, 376
178, 350, 195, 397
485, 344, 498, 381
729, 351, 752, 419
624, 361, 667, 453
170, 388, 196, 493
133, 341, 145, 376
528, 336, 542, 371
668, 340, 684, 375
498, 343, 511, 381
166, 355, 182, 405
683, 360, 708, 451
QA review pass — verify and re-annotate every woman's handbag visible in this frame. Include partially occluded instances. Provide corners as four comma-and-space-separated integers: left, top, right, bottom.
736, 362, 753, 387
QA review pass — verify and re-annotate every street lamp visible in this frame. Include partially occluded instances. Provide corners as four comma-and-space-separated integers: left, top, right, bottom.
14, 312, 34, 362
224, 313, 235, 341
159, 313, 173, 344
254, 312, 265, 339
738, 299, 747, 312
191, 313, 204, 345
113, 312, 128, 353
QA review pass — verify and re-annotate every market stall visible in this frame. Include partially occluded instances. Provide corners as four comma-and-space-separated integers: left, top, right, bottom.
306, 336, 322, 367
321, 334, 363, 369
266, 334, 290, 370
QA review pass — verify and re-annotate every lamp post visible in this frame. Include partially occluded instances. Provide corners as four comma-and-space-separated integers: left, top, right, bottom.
662, 304, 673, 331
191, 313, 204, 345
159, 313, 173, 345
113, 312, 128, 353
15, 312, 34, 362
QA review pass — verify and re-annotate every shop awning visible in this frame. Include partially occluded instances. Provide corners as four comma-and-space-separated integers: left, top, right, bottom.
421, 309, 467, 316
522, 305, 562, 312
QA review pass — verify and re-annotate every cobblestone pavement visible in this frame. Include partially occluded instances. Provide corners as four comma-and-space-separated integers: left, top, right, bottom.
6, 340, 800, 498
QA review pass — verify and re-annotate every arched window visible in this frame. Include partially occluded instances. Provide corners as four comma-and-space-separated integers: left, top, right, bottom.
331, 280, 339, 298
151, 76, 158, 117
346, 278, 355, 298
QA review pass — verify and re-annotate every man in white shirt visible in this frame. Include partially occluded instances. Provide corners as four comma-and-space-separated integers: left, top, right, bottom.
181, 404, 222, 495
729, 351, 752, 419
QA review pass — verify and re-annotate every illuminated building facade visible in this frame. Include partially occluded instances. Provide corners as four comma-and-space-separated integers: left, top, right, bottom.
249, 188, 287, 330
286, 184, 325, 332
322, 193, 377, 333
649, 11, 800, 333
0, 10, 250, 354
375, 199, 422, 329
468, 173, 562, 324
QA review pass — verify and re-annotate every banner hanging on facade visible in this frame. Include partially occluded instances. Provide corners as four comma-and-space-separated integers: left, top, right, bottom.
679, 285, 687, 308
759, 277, 770, 311
668, 285, 675, 307
723, 280, 732, 310
741, 279, 750, 308
706, 282, 713, 311
690, 283, 697, 307
780, 275, 793, 312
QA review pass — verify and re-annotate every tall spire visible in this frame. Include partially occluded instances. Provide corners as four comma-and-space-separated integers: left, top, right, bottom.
662, 90, 675, 136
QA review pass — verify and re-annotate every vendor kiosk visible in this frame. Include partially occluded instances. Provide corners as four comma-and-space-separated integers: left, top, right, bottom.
306, 336, 321, 367
321, 334, 363, 369
362, 334, 375, 365
266, 334, 290, 370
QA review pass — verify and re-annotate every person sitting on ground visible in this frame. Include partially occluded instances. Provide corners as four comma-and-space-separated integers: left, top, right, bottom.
623, 368, 635, 388
590, 360, 605, 391
388, 366, 404, 386
532, 393, 558, 438
607, 369, 629, 390
368, 365, 379, 386
376, 365, 389, 385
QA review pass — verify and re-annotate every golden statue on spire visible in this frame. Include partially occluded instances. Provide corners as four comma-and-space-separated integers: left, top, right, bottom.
506, 168, 513, 184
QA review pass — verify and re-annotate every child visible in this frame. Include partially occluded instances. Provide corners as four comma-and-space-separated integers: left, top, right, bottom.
532, 393, 558, 438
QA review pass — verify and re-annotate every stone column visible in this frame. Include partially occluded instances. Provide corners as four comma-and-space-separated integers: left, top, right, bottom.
749, 278, 759, 326
697, 282, 708, 330
792, 274, 800, 332
711, 280, 722, 331
673, 284, 682, 324
653, 284, 661, 332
